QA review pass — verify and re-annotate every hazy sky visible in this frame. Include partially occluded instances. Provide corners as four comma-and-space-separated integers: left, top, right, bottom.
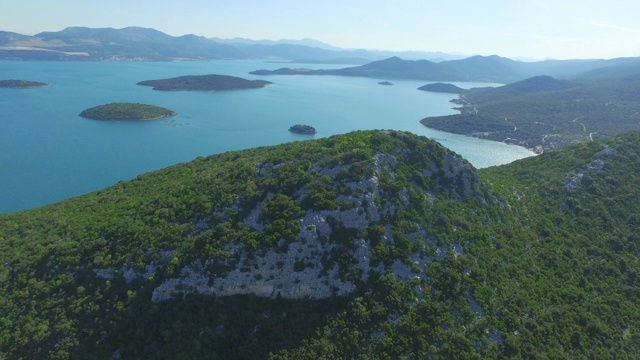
2, 0, 639, 60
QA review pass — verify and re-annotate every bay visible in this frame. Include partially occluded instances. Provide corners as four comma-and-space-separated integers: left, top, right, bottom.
0, 60, 533, 213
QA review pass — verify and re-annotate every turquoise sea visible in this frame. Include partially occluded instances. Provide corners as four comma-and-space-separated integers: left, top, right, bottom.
0, 60, 533, 213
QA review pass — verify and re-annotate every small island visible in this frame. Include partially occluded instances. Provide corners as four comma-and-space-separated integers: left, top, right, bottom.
288, 124, 316, 135
378, 81, 393, 86
79, 103, 177, 121
137, 74, 272, 91
417, 82, 467, 94
0, 80, 50, 89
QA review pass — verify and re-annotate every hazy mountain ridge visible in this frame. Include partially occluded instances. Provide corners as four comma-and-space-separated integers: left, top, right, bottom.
0, 30, 32, 44
1, 130, 639, 358
251, 54, 640, 83
4, 26, 640, 82
210, 36, 343, 50
0, 26, 461, 62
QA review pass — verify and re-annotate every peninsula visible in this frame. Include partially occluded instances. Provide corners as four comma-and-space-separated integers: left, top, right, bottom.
288, 124, 316, 134
0, 80, 49, 88
420, 72, 640, 152
137, 74, 272, 91
79, 103, 177, 121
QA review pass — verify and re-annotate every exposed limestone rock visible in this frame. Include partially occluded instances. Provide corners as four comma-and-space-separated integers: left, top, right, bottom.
244, 203, 265, 231
443, 153, 483, 201
152, 228, 358, 301
147, 148, 486, 302
94, 268, 115, 280
466, 291, 484, 316
564, 144, 616, 190
122, 264, 161, 283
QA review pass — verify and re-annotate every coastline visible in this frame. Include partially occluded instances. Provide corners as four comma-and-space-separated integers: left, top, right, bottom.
0, 60, 536, 214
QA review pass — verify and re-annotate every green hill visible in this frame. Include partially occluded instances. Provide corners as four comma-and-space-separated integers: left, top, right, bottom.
1, 130, 639, 358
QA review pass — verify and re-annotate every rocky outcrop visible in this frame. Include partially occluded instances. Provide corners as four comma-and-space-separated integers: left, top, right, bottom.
150, 146, 484, 302
564, 144, 616, 190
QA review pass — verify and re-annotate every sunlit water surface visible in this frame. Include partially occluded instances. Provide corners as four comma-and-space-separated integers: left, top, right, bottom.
0, 60, 533, 213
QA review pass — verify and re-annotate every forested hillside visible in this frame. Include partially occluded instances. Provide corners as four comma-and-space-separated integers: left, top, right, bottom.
421, 73, 640, 152
1, 130, 639, 358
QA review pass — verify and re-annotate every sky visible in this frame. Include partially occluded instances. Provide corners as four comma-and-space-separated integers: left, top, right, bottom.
2, 0, 639, 60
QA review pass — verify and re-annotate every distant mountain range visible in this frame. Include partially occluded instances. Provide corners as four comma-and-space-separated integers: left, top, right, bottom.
210, 36, 343, 50
0, 27, 243, 61
251, 55, 640, 83
0, 26, 464, 62
5, 26, 640, 83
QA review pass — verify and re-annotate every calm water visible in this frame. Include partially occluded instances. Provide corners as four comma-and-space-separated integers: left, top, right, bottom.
0, 60, 533, 213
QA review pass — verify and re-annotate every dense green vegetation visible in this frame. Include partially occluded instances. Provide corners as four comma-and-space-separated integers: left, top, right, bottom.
274, 132, 640, 359
137, 74, 272, 91
421, 73, 640, 151
1, 130, 639, 358
79, 102, 177, 121
0, 79, 49, 88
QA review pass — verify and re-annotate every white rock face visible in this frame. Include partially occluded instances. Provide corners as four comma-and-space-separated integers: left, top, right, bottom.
152, 224, 356, 302
564, 144, 616, 190
149, 151, 479, 302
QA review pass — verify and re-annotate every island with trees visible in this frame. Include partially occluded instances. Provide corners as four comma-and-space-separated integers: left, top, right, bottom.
288, 124, 317, 134
79, 103, 177, 121
137, 74, 272, 91
378, 81, 393, 86
0, 80, 50, 88
417, 82, 467, 94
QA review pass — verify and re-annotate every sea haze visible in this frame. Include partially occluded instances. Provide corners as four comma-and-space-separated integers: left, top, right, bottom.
0, 60, 533, 213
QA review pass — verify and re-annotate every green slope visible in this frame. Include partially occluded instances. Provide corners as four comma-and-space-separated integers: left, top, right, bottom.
1, 130, 639, 359
421, 73, 640, 152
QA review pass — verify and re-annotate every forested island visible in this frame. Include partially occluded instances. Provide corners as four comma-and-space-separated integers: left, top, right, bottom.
137, 74, 272, 91
79, 103, 177, 121
418, 82, 467, 93
378, 81, 393, 85
288, 124, 317, 134
0, 79, 49, 88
